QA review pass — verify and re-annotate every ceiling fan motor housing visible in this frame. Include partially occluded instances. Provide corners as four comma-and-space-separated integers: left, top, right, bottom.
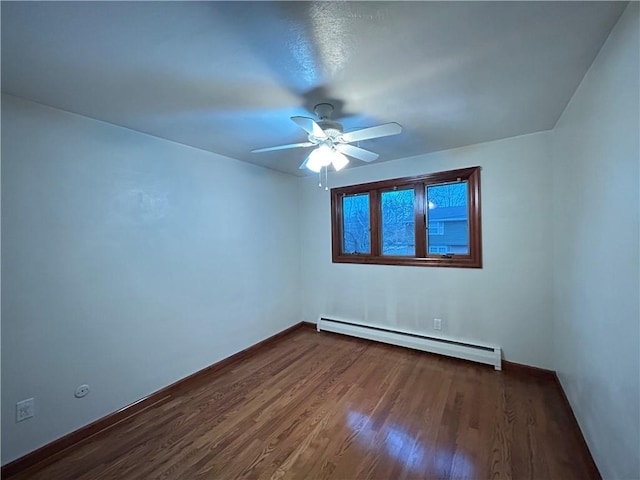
313, 103, 334, 119
312, 103, 344, 142
317, 123, 343, 136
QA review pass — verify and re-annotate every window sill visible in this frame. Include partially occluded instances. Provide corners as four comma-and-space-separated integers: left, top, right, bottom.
332, 254, 482, 268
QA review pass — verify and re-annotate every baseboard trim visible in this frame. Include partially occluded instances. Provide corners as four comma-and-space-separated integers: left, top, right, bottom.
301, 320, 317, 330
502, 360, 556, 377
552, 373, 602, 480
1, 321, 306, 479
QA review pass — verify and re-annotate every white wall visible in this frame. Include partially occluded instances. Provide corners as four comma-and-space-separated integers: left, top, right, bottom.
0, 94, 300, 464
299, 131, 554, 369
551, 4, 640, 479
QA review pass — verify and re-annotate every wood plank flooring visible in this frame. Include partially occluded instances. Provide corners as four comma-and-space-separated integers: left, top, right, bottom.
11, 328, 598, 479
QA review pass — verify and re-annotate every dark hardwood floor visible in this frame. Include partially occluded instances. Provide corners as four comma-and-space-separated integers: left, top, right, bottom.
12, 327, 598, 479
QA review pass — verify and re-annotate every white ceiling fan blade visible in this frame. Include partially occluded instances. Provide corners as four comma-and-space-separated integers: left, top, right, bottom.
341, 122, 402, 143
299, 152, 314, 170
291, 116, 327, 139
251, 142, 314, 153
336, 144, 379, 162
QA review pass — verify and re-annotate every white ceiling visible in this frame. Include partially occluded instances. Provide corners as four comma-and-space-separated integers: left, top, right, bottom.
1, 1, 627, 176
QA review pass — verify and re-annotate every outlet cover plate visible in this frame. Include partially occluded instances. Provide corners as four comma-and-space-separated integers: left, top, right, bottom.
16, 398, 35, 422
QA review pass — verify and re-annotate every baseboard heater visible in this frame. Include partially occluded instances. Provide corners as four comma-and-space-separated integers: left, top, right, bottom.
317, 317, 502, 370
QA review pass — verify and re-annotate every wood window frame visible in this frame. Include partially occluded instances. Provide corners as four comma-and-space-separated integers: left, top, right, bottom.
331, 166, 482, 268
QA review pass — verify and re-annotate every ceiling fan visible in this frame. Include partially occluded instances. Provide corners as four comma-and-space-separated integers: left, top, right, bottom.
251, 103, 402, 172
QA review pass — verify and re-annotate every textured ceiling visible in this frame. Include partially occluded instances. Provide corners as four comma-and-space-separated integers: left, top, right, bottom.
1, 1, 627, 176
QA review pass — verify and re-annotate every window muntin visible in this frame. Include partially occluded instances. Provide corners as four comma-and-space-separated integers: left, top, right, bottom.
330, 166, 481, 268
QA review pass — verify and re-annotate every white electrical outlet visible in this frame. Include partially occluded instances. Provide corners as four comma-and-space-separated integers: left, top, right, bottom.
75, 384, 90, 398
433, 318, 442, 330
16, 398, 35, 422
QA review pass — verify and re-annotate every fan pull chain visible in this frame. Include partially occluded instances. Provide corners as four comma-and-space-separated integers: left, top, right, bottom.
316, 167, 330, 191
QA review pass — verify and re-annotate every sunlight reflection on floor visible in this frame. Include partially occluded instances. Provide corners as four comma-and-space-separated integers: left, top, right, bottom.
346, 410, 474, 478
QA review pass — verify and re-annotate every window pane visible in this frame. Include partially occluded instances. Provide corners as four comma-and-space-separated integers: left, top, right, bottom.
381, 189, 415, 256
342, 194, 370, 254
427, 182, 469, 254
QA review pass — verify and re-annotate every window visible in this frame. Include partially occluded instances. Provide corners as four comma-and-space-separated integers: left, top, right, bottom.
427, 182, 469, 254
381, 188, 415, 256
331, 166, 482, 268
342, 193, 370, 254
427, 221, 444, 235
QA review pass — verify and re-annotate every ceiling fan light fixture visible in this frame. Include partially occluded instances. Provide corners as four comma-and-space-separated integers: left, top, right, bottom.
331, 151, 349, 171
306, 144, 333, 172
